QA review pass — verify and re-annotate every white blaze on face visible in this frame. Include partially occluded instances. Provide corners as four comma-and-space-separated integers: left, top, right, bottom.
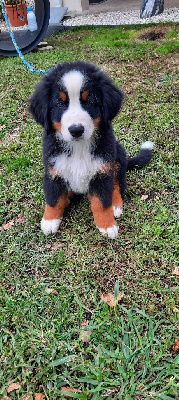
60, 70, 94, 141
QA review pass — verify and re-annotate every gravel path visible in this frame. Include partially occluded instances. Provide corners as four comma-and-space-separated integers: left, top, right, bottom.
63, 7, 179, 26
1, 5, 178, 33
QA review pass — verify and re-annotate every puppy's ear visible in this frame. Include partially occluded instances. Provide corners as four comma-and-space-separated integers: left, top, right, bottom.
101, 78, 124, 125
28, 75, 52, 132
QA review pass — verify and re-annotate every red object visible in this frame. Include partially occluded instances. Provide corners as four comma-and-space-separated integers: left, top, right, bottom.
5, 3, 27, 27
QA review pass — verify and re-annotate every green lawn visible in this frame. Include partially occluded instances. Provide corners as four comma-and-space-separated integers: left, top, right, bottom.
0, 23, 178, 399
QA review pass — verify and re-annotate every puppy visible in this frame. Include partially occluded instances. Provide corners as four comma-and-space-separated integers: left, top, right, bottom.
29, 61, 153, 239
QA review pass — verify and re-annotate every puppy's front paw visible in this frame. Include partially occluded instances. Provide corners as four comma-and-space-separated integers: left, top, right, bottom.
113, 206, 123, 218
99, 225, 119, 239
41, 218, 61, 235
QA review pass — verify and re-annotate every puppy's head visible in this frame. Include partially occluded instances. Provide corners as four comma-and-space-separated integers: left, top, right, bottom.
29, 61, 124, 141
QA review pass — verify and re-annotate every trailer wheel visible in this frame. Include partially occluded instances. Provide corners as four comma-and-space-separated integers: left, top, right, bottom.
0, 0, 50, 57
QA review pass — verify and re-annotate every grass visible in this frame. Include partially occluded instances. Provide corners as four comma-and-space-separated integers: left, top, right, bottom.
0, 23, 179, 399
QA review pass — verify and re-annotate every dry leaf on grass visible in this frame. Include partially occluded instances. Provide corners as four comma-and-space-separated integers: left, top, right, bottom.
51, 242, 65, 251
45, 242, 65, 251
15, 212, 25, 224
45, 244, 51, 249
35, 394, 45, 400
19, 394, 32, 400
172, 267, 179, 276
80, 320, 91, 343
81, 320, 90, 329
174, 339, 179, 352
0, 125, 6, 131
0, 212, 25, 231
141, 194, 149, 200
1, 220, 15, 231
81, 330, 91, 343
61, 387, 82, 397
7, 383, 20, 393
101, 292, 124, 308
45, 288, 58, 295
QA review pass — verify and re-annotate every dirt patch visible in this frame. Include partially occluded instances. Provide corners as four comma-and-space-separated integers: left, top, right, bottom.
141, 29, 166, 41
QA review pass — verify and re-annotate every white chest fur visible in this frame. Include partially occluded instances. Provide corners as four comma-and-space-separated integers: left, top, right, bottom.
51, 140, 103, 194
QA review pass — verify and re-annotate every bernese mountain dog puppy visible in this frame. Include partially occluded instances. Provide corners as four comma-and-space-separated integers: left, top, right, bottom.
29, 61, 153, 239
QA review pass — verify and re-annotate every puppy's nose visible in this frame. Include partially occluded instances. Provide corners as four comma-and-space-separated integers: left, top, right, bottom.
68, 124, 84, 138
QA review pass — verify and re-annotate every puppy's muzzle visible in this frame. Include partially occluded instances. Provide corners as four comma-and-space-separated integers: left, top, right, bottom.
68, 124, 84, 139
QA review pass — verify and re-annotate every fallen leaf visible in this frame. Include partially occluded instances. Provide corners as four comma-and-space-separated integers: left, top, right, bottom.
45, 244, 51, 249
45, 288, 58, 295
0, 213, 25, 231
155, 196, 159, 200
80, 320, 91, 343
1, 220, 15, 231
35, 394, 45, 400
0, 125, 6, 130
51, 242, 65, 251
15, 212, 25, 224
7, 383, 20, 393
45, 242, 65, 251
81, 320, 89, 329
172, 267, 179, 276
81, 330, 91, 343
19, 393, 32, 400
3, 396, 12, 400
23, 108, 28, 119
101, 292, 124, 308
61, 387, 82, 397
24, 369, 29, 374
174, 339, 179, 352
141, 195, 149, 200
10, 120, 18, 124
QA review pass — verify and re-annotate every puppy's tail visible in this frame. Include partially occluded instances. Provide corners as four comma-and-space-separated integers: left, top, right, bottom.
127, 141, 154, 171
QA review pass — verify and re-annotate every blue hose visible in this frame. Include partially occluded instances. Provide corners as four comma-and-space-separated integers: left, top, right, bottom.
0, 0, 53, 74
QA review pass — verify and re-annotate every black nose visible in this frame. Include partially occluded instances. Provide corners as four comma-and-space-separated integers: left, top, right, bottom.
68, 124, 84, 138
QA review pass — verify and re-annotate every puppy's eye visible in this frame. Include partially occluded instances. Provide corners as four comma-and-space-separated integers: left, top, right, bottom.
59, 91, 67, 102
81, 91, 89, 102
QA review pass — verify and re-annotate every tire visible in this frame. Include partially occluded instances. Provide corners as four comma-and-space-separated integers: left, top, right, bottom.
0, 0, 50, 56
140, 0, 164, 18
